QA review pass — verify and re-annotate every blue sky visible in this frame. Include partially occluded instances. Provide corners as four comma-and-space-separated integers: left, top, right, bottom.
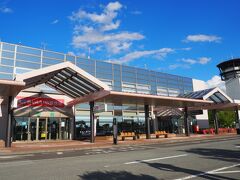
1, 0, 240, 85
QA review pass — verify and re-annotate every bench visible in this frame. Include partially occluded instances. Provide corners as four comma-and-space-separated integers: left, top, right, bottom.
120, 132, 137, 141
155, 131, 168, 138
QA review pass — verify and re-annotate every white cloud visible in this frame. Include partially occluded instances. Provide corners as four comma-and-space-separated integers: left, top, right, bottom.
110, 48, 174, 64
182, 58, 197, 65
205, 75, 225, 91
199, 57, 211, 64
0, 7, 13, 13
182, 57, 211, 65
67, 51, 75, 56
184, 34, 221, 43
106, 41, 132, 54
169, 64, 190, 70
51, 19, 59, 24
70, 1, 122, 28
72, 31, 144, 49
170, 57, 211, 70
69, 1, 144, 55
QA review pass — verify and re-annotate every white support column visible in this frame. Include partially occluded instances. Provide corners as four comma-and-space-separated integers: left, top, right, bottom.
36, 118, 39, 141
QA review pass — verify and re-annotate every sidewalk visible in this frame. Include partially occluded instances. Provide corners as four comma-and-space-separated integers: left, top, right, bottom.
0, 133, 238, 155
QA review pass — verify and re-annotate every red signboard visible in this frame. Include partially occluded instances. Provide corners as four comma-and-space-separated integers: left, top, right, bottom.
16, 96, 65, 108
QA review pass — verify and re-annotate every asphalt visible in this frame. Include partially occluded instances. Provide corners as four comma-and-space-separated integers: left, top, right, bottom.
0, 134, 237, 155
0, 135, 239, 180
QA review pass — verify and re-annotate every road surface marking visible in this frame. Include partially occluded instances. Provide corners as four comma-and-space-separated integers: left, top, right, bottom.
56, 152, 63, 155
211, 170, 240, 174
0, 155, 18, 159
0, 154, 34, 159
175, 163, 240, 180
235, 146, 240, 148
124, 154, 188, 165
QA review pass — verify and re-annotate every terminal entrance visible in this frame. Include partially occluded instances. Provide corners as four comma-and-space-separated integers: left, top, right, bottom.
13, 117, 71, 141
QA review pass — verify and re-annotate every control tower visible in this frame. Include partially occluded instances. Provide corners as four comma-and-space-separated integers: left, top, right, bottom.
217, 58, 240, 134
217, 58, 240, 100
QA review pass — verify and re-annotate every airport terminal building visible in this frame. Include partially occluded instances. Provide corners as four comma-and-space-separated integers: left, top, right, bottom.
0, 41, 238, 147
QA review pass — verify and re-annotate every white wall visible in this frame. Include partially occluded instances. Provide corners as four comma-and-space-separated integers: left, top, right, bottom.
192, 79, 209, 128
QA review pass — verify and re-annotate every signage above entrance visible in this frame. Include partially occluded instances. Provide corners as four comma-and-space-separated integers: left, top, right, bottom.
16, 96, 64, 108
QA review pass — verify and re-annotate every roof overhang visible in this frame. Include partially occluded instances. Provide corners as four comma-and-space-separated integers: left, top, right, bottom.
0, 79, 25, 97
15, 62, 110, 100
69, 91, 213, 108
203, 87, 233, 103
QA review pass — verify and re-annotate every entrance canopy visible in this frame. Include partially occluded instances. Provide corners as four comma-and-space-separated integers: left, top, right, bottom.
179, 87, 240, 111
70, 91, 214, 108
10, 62, 236, 110
15, 62, 110, 99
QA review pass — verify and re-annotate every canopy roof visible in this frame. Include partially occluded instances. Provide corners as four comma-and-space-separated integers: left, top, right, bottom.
179, 87, 240, 111
155, 106, 183, 117
15, 62, 109, 99
179, 87, 232, 104
67, 91, 213, 108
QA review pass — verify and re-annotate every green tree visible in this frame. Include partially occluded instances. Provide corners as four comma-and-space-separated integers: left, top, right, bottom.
208, 110, 235, 128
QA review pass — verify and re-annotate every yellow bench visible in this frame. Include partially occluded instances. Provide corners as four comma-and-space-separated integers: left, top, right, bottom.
155, 131, 168, 138
120, 132, 137, 141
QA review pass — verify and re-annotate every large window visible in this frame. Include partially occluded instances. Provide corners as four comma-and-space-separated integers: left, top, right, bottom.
137, 84, 151, 94
157, 86, 169, 96
122, 83, 136, 93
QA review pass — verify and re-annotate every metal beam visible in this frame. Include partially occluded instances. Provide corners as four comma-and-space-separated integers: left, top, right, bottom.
236, 108, 240, 135
5, 96, 12, 147
64, 68, 101, 91
48, 79, 81, 98
184, 107, 190, 136
59, 70, 96, 92
46, 81, 77, 98
55, 74, 90, 94
51, 76, 85, 96
90, 101, 95, 143
145, 104, 151, 139
212, 109, 219, 134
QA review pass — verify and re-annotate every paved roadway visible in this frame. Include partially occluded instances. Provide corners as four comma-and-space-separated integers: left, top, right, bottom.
0, 136, 239, 180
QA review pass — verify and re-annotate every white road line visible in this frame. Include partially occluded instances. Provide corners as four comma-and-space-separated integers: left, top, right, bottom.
211, 170, 240, 174
235, 146, 240, 148
124, 154, 188, 165
0, 155, 18, 159
56, 152, 63, 155
175, 163, 240, 180
0, 154, 34, 159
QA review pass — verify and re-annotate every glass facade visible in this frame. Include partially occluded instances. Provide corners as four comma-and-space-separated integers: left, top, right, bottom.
0, 42, 194, 139
0, 42, 193, 95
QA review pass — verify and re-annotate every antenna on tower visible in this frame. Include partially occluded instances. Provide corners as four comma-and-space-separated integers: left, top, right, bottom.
88, 47, 91, 59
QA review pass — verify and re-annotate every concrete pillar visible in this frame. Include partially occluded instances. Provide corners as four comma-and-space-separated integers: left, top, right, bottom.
70, 105, 76, 140
27, 117, 31, 141
235, 108, 240, 135
212, 110, 219, 134
90, 101, 95, 143
184, 107, 190, 136
145, 104, 150, 139
6, 96, 13, 147
45, 117, 48, 140
36, 118, 39, 141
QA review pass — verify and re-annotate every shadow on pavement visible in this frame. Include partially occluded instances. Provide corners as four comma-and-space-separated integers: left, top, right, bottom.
78, 171, 157, 180
142, 162, 237, 180
182, 148, 240, 163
